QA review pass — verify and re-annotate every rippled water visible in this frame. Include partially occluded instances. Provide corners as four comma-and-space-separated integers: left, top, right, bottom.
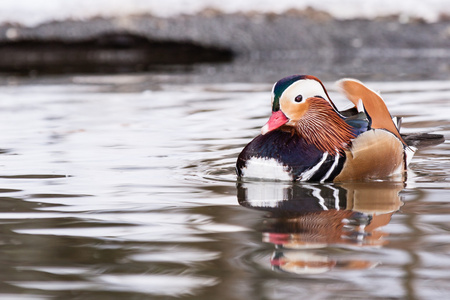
0, 74, 449, 299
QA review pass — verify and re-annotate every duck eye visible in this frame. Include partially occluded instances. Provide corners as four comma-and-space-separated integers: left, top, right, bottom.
294, 95, 303, 103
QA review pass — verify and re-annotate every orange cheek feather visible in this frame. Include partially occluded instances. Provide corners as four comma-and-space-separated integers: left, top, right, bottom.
280, 98, 309, 121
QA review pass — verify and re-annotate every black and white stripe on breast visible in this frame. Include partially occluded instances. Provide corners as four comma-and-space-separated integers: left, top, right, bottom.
296, 152, 345, 182
236, 130, 346, 182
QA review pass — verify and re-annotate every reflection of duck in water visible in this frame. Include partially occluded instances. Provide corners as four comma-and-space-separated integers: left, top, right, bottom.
237, 181, 403, 274
237, 75, 444, 182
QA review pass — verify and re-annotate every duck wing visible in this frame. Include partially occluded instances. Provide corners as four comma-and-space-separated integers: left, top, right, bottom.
336, 78, 405, 145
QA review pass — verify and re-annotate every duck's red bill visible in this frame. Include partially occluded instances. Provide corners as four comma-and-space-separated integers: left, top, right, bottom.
261, 110, 289, 135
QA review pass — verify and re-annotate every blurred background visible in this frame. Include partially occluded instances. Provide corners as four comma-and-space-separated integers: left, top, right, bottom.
1, 0, 450, 82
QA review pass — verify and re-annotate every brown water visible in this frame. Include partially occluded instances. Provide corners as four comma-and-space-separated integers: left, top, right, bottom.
0, 73, 448, 299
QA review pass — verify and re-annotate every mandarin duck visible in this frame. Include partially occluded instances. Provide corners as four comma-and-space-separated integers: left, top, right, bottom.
236, 75, 430, 182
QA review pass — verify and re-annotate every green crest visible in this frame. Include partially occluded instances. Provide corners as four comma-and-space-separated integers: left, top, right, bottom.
272, 75, 306, 111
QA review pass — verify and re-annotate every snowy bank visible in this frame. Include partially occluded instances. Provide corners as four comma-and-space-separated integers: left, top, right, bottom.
0, 0, 450, 81
1, 0, 449, 27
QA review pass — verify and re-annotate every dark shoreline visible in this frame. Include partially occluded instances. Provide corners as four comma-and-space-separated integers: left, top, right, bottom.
0, 13, 449, 81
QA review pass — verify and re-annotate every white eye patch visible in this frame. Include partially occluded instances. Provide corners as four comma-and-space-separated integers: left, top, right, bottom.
281, 79, 330, 103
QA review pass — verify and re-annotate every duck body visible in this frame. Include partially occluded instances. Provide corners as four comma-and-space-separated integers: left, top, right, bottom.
237, 129, 345, 182
236, 75, 414, 182
237, 112, 371, 182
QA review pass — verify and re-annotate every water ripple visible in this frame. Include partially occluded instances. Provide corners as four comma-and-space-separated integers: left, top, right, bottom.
0, 76, 448, 299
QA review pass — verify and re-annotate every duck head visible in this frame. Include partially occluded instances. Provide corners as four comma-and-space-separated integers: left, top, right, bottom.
261, 75, 355, 154
262, 75, 337, 134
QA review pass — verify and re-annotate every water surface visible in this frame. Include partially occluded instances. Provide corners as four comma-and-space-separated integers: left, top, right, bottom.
0, 74, 449, 299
